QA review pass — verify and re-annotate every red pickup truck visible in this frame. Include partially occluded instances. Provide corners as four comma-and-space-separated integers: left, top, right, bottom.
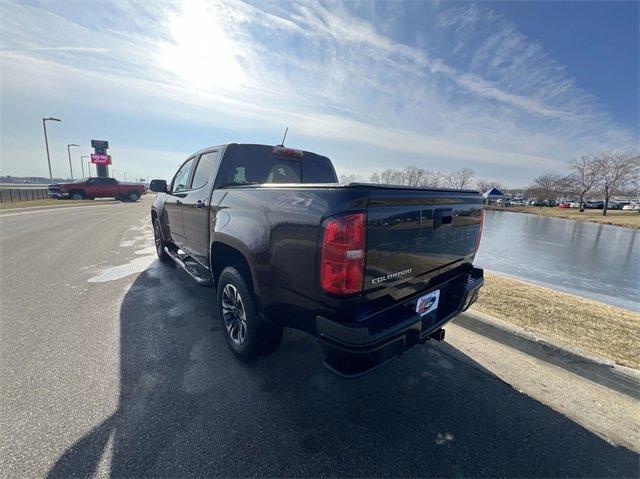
48, 177, 147, 201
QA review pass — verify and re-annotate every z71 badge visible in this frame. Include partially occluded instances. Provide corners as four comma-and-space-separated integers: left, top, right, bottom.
274, 196, 313, 210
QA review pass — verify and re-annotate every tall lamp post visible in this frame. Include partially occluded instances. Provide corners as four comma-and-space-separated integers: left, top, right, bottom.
81, 156, 89, 178
42, 117, 61, 181
67, 144, 79, 180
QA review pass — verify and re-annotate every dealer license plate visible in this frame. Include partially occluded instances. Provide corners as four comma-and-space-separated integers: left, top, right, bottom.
416, 290, 440, 316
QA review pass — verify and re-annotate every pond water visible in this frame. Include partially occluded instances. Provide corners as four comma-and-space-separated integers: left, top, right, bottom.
475, 210, 639, 312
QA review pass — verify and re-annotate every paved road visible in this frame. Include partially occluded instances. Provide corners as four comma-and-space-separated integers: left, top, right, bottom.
1, 198, 638, 477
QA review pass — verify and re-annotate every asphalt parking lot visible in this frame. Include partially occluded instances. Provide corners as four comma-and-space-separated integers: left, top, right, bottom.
0, 197, 638, 477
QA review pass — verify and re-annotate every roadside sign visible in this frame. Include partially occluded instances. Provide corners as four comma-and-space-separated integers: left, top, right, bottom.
91, 153, 112, 165
91, 140, 109, 150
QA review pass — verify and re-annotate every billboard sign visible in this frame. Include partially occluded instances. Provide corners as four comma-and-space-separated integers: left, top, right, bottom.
91, 140, 109, 150
91, 153, 112, 165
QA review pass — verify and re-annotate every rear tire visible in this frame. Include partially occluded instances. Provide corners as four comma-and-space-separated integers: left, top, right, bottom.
70, 191, 85, 200
128, 191, 140, 202
217, 266, 283, 361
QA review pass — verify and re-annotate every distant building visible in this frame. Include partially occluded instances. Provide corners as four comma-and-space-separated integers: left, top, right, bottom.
483, 187, 505, 205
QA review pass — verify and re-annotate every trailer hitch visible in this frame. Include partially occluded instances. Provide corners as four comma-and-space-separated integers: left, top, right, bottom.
420, 328, 445, 344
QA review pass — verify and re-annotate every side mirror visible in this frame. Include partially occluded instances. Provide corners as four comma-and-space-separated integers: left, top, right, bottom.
149, 179, 168, 193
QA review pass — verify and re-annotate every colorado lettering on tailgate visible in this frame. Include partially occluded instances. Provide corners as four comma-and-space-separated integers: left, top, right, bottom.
371, 269, 413, 284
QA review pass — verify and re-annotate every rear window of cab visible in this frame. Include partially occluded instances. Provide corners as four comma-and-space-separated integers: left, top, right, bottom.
216, 144, 337, 186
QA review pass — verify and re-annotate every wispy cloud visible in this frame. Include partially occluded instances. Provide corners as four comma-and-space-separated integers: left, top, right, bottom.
0, 0, 637, 184
0, 46, 109, 52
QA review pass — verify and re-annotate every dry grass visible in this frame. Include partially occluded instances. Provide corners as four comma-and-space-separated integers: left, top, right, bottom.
485, 206, 640, 229
471, 273, 640, 369
0, 199, 100, 210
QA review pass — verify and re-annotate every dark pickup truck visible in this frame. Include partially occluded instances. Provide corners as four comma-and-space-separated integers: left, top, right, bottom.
150, 143, 484, 376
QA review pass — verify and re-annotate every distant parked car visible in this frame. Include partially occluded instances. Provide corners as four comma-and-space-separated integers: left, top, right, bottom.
585, 200, 604, 209
622, 203, 640, 211
570, 202, 581, 208
558, 202, 570, 208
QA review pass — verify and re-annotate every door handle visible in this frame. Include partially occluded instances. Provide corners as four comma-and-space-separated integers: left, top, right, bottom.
195, 200, 205, 209
176, 200, 182, 206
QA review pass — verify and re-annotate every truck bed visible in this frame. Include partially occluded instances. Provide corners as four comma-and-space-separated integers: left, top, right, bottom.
216, 181, 482, 315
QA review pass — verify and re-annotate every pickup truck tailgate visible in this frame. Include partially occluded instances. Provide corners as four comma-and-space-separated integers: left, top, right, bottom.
364, 188, 482, 296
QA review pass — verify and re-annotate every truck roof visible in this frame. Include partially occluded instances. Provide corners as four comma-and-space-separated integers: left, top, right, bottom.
190, 143, 330, 159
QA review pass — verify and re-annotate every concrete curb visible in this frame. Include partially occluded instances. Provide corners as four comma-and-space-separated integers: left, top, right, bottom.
455, 310, 640, 399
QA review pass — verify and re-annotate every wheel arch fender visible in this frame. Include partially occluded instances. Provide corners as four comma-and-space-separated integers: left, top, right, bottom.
69, 189, 87, 199
151, 197, 169, 241
210, 234, 263, 305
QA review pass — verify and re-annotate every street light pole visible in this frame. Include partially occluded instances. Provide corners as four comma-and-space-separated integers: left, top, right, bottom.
88, 161, 92, 178
42, 117, 61, 181
67, 144, 79, 180
81, 156, 89, 178
123, 171, 127, 182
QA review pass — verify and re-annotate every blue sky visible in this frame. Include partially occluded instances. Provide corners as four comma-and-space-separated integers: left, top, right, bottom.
0, 0, 638, 186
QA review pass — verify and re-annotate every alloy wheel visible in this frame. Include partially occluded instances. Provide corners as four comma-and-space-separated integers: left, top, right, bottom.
153, 222, 162, 256
221, 284, 247, 346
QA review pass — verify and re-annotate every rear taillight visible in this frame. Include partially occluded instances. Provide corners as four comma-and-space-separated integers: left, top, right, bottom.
475, 209, 484, 251
320, 212, 366, 295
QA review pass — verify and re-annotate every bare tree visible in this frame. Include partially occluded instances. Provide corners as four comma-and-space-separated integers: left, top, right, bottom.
370, 166, 442, 187
403, 166, 425, 186
339, 173, 364, 184
594, 152, 640, 216
529, 173, 565, 201
623, 175, 640, 202
475, 178, 492, 193
475, 178, 505, 193
445, 168, 475, 189
567, 156, 599, 212
373, 168, 405, 185
419, 170, 443, 188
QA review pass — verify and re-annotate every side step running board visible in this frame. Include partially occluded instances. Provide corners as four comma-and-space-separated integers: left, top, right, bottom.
164, 246, 214, 287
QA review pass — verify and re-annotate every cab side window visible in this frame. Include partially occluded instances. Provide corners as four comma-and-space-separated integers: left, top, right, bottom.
171, 158, 195, 192
191, 151, 220, 190
89, 178, 117, 185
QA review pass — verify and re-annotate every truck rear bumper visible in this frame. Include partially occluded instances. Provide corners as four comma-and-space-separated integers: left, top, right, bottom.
316, 267, 484, 377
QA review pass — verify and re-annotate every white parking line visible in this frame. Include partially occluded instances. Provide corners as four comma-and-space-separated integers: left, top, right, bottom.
0, 203, 121, 218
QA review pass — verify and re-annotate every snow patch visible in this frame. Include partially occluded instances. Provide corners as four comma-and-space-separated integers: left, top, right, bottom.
88, 255, 158, 283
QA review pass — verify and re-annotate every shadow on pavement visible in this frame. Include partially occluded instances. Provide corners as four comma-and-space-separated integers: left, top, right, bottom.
48, 262, 638, 477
